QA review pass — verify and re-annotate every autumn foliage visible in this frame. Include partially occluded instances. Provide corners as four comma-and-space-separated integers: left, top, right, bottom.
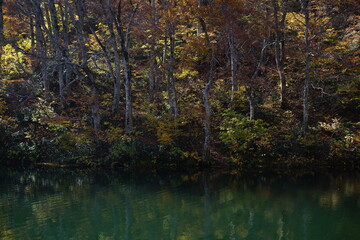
0, 0, 359, 169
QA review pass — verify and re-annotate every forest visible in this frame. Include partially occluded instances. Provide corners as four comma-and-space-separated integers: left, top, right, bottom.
0, 0, 359, 170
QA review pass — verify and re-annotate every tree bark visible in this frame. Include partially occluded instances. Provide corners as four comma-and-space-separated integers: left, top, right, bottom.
73, 1, 101, 135
247, 37, 269, 120
228, 30, 238, 102
103, 1, 122, 115
148, 49, 157, 102
31, 2, 49, 98
0, 0, 3, 42
62, 2, 72, 94
48, 0, 66, 106
272, 0, 287, 108
90, 27, 117, 91
123, 56, 133, 133
0, 0, 4, 74
58, 64, 65, 106
161, 1, 178, 121
109, 22, 122, 115
112, 1, 136, 133
247, 90, 255, 120
203, 48, 215, 162
197, 0, 210, 35
300, 0, 312, 133
148, 0, 158, 102
166, 21, 178, 120
198, 1, 214, 162
89, 71, 101, 135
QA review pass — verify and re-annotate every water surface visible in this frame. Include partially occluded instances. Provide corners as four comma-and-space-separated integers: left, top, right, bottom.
0, 168, 359, 240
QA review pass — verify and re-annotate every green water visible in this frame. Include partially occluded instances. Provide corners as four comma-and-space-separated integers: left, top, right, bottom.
0, 168, 359, 240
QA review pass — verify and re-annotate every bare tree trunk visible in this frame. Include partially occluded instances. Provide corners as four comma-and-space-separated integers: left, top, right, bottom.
164, 38, 173, 116
197, 0, 209, 35
197, 1, 214, 162
61, 2, 72, 94
90, 27, 117, 89
74, 0, 101, 135
29, 14, 48, 98
89, 72, 101, 135
58, 64, 65, 106
0, 0, 3, 41
148, 0, 158, 102
163, 31, 169, 108
197, 0, 202, 35
247, 90, 255, 120
111, 1, 137, 132
203, 48, 215, 162
163, 31, 176, 118
170, 32, 178, 120
148, 48, 157, 102
48, 0, 66, 106
279, 2, 287, 108
123, 56, 133, 133
30, 16, 35, 49
103, 1, 122, 115
110, 30, 122, 116
31, 2, 50, 99
228, 30, 238, 102
161, 1, 178, 121
272, 0, 287, 108
166, 21, 178, 120
0, 0, 4, 74
246, 37, 268, 120
300, 0, 312, 133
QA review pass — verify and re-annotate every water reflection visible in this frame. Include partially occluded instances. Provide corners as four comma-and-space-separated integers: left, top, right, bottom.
0, 168, 360, 240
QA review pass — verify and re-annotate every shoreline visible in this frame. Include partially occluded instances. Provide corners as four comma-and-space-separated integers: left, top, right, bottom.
1, 157, 358, 176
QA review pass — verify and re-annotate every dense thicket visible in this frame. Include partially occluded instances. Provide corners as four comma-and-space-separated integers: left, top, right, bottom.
0, 0, 359, 169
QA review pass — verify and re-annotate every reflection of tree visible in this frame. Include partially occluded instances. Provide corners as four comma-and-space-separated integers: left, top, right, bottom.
110, 201, 121, 240
1, 169, 360, 240
302, 207, 311, 240
124, 193, 132, 240
202, 171, 211, 240
247, 209, 255, 238
278, 211, 288, 240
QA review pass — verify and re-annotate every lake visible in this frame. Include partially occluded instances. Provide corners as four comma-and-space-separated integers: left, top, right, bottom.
0, 168, 360, 240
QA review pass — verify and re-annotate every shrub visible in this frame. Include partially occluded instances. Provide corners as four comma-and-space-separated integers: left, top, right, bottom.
316, 118, 359, 159
220, 110, 270, 158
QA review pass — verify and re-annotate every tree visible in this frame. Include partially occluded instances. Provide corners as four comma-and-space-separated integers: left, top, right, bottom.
147, 0, 159, 103
241, 0, 272, 120
299, 0, 312, 133
196, 0, 216, 162
162, 0, 178, 121
71, 0, 101, 134
107, 0, 137, 133
0, 0, 4, 73
1, 0, 358, 167
102, 0, 123, 115
272, 0, 288, 108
